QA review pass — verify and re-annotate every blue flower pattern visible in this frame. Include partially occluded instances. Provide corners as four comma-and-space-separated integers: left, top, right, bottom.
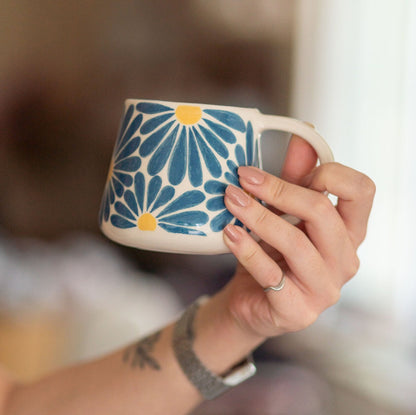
205, 122, 260, 232
110, 172, 209, 236
136, 102, 246, 187
100, 102, 260, 237
99, 104, 142, 223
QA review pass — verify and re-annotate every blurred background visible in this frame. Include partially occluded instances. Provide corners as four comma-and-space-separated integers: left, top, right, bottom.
0, 0, 415, 414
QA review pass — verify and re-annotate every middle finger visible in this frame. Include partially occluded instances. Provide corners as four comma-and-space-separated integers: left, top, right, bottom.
237, 166, 353, 264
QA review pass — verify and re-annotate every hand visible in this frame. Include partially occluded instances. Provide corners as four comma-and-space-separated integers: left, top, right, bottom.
222, 136, 376, 339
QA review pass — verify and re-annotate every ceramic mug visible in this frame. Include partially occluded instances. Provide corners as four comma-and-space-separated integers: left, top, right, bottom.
99, 99, 334, 254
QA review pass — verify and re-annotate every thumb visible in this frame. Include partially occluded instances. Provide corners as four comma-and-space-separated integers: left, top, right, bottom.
280, 134, 318, 185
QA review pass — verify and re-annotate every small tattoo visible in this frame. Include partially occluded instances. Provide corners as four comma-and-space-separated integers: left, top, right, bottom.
123, 330, 162, 370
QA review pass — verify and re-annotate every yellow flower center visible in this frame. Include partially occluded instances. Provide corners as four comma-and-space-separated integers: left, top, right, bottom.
106, 161, 114, 183
175, 105, 202, 125
137, 213, 157, 231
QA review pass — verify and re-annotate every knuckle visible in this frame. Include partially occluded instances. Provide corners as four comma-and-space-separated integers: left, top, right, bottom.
311, 194, 334, 218
309, 163, 335, 189
241, 246, 261, 264
306, 309, 320, 327
326, 285, 341, 306
346, 254, 360, 280
288, 226, 310, 253
270, 179, 286, 201
358, 174, 376, 199
254, 207, 270, 228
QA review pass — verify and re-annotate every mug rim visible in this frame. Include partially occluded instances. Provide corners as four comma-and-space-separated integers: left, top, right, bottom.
124, 98, 260, 113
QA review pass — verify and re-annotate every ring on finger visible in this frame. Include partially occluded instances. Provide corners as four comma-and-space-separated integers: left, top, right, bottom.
264, 274, 286, 293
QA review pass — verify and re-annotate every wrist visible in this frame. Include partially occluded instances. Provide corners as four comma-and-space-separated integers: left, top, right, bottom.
193, 288, 265, 376
172, 294, 259, 400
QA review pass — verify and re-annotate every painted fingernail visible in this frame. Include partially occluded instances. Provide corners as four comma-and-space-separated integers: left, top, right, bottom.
225, 185, 250, 207
238, 166, 265, 185
224, 224, 243, 243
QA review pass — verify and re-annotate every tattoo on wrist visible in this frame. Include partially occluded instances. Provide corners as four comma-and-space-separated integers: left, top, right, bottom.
123, 330, 162, 371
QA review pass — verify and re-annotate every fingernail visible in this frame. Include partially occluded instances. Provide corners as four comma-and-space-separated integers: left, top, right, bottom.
238, 166, 265, 185
225, 185, 250, 207
224, 224, 242, 243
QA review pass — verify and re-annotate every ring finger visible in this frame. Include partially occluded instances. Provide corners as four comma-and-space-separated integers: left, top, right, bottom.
224, 225, 323, 333
224, 185, 329, 294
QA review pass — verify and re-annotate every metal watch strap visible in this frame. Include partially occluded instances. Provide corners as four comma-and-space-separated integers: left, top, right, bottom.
172, 296, 256, 400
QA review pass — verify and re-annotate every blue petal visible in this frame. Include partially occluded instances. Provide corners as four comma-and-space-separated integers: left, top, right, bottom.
136, 102, 173, 114
103, 196, 110, 221
204, 180, 226, 195
152, 186, 175, 212
124, 189, 138, 216
116, 105, 134, 148
203, 119, 237, 144
109, 182, 115, 203
147, 176, 162, 210
235, 144, 246, 166
188, 129, 203, 187
227, 160, 239, 176
117, 114, 143, 152
112, 178, 124, 197
114, 172, 133, 187
158, 223, 206, 236
207, 196, 225, 211
198, 125, 229, 158
203, 109, 246, 132
193, 128, 222, 178
139, 121, 175, 157
114, 157, 141, 172
246, 122, 254, 165
157, 190, 205, 217
115, 201, 136, 220
235, 219, 244, 228
110, 214, 136, 229
140, 113, 174, 135
148, 125, 178, 176
168, 127, 187, 185
159, 211, 209, 227
134, 172, 145, 213
117, 136, 141, 161
210, 210, 234, 232
225, 172, 239, 187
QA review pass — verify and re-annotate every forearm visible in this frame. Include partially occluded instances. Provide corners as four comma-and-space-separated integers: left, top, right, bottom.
6, 324, 199, 415
4, 287, 264, 415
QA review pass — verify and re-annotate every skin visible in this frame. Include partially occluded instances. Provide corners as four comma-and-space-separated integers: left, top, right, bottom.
222, 135, 374, 339
0, 136, 375, 415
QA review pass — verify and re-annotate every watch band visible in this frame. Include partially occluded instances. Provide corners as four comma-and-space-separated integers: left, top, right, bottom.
172, 296, 256, 400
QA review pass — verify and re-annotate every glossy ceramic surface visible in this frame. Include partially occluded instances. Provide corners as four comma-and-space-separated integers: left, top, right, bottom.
100, 99, 333, 254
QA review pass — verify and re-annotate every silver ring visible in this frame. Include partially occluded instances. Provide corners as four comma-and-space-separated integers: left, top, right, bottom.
264, 275, 286, 293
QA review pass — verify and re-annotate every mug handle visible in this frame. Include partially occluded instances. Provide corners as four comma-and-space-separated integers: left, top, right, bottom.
258, 115, 335, 224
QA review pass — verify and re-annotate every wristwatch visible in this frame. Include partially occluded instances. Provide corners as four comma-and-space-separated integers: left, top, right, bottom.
172, 296, 257, 400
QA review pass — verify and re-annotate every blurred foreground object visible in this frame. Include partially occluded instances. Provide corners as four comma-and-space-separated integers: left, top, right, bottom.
0, 232, 182, 380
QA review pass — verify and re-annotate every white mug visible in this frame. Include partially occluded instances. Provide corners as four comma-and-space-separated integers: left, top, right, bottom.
99, 99, 334, 254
